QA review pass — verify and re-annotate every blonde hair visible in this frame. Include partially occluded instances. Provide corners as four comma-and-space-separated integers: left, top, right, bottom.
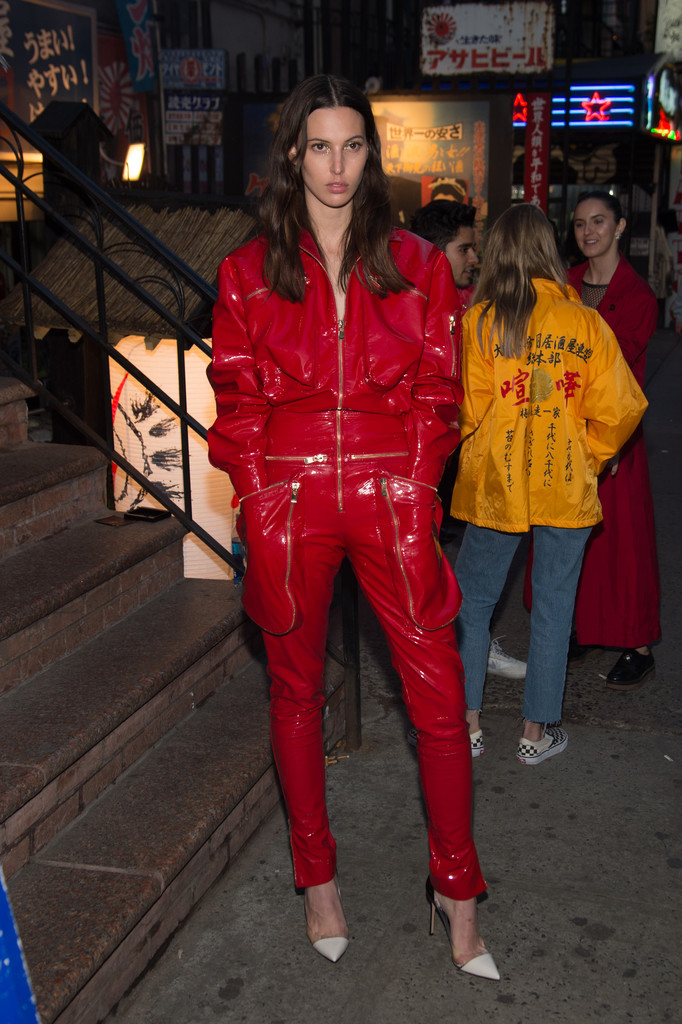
473, 204, 569, 358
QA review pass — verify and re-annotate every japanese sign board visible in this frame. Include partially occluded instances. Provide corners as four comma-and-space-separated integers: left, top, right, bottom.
370, 98, 489, 232
115, 0, 155, 93
165, 92, 223, 146
421, 2, 554, 77
0, 0, 96, 123
524, 93, 550, 212
160, 49, 225, 91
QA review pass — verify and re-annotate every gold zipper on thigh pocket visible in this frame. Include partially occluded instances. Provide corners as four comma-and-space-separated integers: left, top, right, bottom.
381, 476, 418, 626
279, 481, 301, 634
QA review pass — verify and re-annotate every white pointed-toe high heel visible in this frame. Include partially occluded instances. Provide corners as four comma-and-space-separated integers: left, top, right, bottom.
306, 878, 349, 963
455, 951, 500, 979
426, 878, 500, 981
311, 936, 349, 963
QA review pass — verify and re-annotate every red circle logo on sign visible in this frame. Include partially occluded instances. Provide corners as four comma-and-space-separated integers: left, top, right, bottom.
180, 57, 202, 84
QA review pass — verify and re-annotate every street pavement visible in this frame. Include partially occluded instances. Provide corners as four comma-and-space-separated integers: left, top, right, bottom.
107, 329, 682, 1024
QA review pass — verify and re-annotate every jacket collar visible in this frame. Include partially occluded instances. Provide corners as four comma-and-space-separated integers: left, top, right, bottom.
299, 227, 403, 261
531, 277, 570, 296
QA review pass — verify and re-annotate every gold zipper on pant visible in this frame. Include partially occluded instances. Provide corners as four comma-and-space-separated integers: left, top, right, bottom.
381, 476, 417, 625
380, 476, 454, 630
278, 480, 300, 635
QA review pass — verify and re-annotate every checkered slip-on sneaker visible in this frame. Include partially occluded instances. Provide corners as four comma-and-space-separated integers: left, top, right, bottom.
470, 729, 485, 757
407, 727, 484, 757
516, 725, 568, 765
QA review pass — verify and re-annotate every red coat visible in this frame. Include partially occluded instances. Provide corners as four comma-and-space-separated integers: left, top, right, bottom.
567, 256, 660, 647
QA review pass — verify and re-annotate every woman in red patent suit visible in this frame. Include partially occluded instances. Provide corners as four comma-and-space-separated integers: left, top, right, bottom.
568, 190, 660, 689
207, 75, 498, 979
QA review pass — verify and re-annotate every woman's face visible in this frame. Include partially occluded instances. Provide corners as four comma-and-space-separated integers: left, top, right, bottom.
293, 106, 368, 217
573, 198, 626, 260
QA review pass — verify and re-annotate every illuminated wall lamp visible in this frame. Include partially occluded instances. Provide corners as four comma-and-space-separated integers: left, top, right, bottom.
99, 142, 146, 181
123, 143, 145, 181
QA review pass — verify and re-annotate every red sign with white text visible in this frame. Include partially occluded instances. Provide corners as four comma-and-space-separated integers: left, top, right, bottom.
524, 92, 550, 212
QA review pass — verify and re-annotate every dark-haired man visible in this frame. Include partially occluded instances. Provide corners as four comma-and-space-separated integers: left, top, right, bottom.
410, 199, 479, 308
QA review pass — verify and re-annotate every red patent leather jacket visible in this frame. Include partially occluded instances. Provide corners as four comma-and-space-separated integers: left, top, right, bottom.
208, 229, 463, 498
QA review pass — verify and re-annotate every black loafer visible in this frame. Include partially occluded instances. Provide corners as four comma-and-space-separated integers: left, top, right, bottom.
606, 649, 655, 690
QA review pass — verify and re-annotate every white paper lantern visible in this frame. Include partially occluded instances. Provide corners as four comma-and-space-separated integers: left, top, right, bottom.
109, 336, 234, 581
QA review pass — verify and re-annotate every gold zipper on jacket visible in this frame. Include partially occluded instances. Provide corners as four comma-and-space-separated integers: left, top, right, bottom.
300, 243, 353, 513
449, 313, 459, 378
336, 318, 345, 510
349, 451, 408, 461
265, 454, 328, 464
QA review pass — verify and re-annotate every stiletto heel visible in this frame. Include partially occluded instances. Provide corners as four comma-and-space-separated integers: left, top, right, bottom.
306, 879, 349, 963
426, 878, 500, 980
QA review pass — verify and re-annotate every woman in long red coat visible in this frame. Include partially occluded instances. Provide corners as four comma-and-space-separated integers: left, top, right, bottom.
567, 189, 660, 689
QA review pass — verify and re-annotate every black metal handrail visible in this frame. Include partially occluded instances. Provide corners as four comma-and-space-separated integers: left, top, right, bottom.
0, 99, 230, 563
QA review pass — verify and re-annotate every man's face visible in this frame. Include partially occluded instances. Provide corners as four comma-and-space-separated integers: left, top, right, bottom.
443, 227, 478, 289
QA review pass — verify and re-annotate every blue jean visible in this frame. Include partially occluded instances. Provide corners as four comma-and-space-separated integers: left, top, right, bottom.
454, 523, 592, 723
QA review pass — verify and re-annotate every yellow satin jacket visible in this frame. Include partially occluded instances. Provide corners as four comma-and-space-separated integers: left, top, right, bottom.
450, 278, 648, 532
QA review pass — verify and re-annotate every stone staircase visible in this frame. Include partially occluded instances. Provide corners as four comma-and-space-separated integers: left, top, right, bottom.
0, 380, 346, 1024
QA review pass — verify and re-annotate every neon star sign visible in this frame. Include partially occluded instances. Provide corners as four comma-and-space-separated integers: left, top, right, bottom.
581, 91, 612, 121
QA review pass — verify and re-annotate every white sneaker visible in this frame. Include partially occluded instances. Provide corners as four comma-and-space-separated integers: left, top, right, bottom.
487, 637, 527, 679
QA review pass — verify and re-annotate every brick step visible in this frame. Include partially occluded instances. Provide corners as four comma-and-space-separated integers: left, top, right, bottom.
0, 443, 108, 555
0, 513, 188, 695
9, 650, 345, 1024
0, 377, 33, 447
0, 578, 261, 878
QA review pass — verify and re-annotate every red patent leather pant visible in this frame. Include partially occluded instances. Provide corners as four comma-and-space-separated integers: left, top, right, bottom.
243, 411, 486, 902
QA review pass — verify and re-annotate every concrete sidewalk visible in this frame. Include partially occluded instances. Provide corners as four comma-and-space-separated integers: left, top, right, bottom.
107, 330, 682, 1024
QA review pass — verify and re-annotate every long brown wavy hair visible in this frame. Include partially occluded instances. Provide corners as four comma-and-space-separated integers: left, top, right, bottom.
474, 204, 569, 358
258, 74, 410, 302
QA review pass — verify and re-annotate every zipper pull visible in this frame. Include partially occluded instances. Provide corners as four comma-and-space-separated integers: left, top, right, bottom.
339, 319, 345, 340
291, 481, 300, 501
380, 477, 388, 496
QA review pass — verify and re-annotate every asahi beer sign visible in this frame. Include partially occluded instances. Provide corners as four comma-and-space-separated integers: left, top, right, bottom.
421, 2, 554, 77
